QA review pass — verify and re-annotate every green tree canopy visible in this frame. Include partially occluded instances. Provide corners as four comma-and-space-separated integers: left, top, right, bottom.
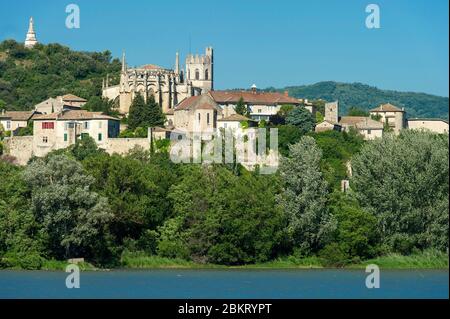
146, 94, 165, 127
23, 155, 113, 259
128, 93, 165, 130
0, 161, 43, 268
127, 93, 147, 130
159, 165, 285, 265
346, 106, 369, 116
0, 40, 120, 111
285, 107, 315, 134
82, 150, 179, 246
234, 97, 249, 117
278, 136, 336, 255
83, 96, 118, 116
351, 130, 449, 253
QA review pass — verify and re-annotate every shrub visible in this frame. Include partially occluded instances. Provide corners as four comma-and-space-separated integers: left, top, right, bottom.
319, 243, 349, 267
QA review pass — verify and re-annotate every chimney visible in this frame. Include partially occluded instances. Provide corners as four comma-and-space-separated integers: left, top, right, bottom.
284, 90, 288, 97
251, 84, 257, 94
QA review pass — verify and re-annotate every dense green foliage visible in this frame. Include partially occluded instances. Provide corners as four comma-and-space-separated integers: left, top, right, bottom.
309, 129, 365, 189
278, 137, 336, 254
0, 40, 120, 111
23, 155, 112, 260
234, 97, 249, 117
266, 81, 449, 119
351, 130, 449, 253
159, 166, 285, 265
82, 96, 118, 116
0, 39, 448, 269
0, 128, 448, 269
127, 94, 165, 131
285, 107, 315, 134
346, 106, 369, 116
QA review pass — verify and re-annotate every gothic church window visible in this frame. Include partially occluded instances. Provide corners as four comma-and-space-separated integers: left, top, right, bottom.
205, 69, 209, 80
195, 69, 200, 80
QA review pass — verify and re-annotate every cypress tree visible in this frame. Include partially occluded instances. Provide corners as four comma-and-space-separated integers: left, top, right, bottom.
146, 94, 165, 127
234, 97, 248, 117
127, 93, 146, 130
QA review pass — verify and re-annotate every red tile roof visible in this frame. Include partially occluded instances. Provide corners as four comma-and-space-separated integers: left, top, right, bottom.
62, 94, 87, 102
0, 111, 36, 121
339, 116, 383, 129
217, 114, 255, 122
209, 90, 300, 105
139, 64, 163, 70
32, 110, 119, 121
175, 94, 219, 111
370, 103, 403, 112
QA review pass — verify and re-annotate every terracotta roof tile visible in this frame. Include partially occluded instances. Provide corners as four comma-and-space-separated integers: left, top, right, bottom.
139, 64, 163, 70
339, 116, 383, 129
32, 110, 119, 121
217, 114, 255, 122
370, 103, 403, 112
210, 90, 300, 105
62, 94, 87, 102
175, 94, 219, 111
0, 111, 36, 121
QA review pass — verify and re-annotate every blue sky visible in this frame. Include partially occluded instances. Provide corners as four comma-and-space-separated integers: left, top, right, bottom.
0, 0, 448, 96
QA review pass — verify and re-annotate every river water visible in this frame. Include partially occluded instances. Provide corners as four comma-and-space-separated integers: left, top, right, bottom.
0, 269, 447, 299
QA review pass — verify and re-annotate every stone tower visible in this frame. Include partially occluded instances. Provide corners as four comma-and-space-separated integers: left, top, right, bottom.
325, 101, 339, 124
185, 46, 213, 95
24, 17, 38, 48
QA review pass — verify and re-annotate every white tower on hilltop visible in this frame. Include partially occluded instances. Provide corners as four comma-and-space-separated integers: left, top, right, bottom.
24, 17, 38, 48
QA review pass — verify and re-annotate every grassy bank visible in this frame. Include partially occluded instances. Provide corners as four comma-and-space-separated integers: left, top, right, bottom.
120, 253, 224, 269
40, 259, 98, 271
120, 253, 324, 269
119, 250, 448, 270
351, 250, 449, 269
1, 250, 447, 271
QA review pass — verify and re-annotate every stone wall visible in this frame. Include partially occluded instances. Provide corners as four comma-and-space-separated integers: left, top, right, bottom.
4, 136, 152, 165
407, 120, 449, 134
101, 137, 150, 155
4, 136, 34, 165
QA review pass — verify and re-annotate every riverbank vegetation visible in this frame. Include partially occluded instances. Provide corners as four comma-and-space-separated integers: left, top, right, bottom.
1, 128, 448, 270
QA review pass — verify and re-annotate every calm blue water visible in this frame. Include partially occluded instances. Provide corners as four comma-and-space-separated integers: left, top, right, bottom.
0, 269, 448, 299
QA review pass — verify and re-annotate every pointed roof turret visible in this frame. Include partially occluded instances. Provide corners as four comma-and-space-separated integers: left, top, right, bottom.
121, 51, 127, 73
24, 17, 38, 48
175, 52, 180, 74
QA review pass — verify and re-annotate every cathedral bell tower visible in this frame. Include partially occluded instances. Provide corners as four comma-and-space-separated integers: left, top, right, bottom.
185, 46, 213, 95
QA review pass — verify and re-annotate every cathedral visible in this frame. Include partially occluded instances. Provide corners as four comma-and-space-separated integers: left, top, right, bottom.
102, 47, 214, 114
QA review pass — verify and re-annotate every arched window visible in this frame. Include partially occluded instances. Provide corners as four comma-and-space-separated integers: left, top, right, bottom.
195, 69, 200, 80
205, 69, 209, 80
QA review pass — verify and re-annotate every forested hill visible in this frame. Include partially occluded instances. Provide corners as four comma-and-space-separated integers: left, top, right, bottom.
266, 81, 449, 119
0, 40, 120, 111
1, 39, 448, 119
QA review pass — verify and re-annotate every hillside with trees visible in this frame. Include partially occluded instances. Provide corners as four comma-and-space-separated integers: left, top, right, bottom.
1, 39, 447, 121
265, 81, 449, 119
0, 40, 120, 111
1, 126, 448, 269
